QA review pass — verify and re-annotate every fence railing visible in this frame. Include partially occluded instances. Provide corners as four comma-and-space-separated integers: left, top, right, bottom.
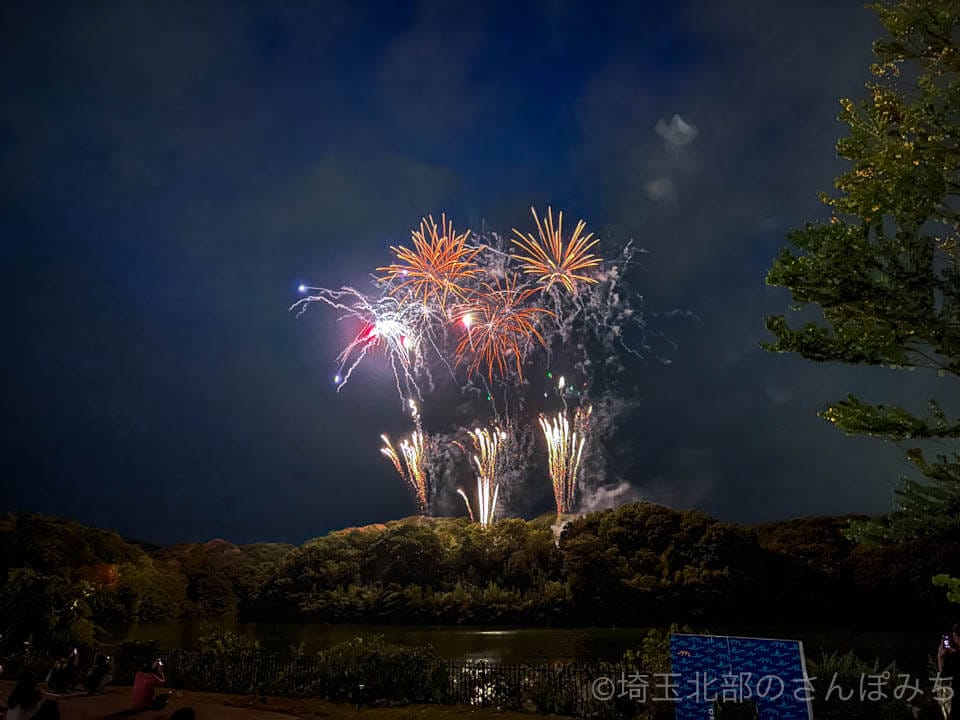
111, 648, 638, 717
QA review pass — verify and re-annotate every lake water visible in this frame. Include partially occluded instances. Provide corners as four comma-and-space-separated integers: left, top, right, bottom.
117, 619, 936, 671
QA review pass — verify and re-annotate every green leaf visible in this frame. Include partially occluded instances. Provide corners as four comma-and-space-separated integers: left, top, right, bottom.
766, 0, 960, 543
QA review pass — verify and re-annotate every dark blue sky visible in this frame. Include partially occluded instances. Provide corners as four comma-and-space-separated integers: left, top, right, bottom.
1, 0, 942, 545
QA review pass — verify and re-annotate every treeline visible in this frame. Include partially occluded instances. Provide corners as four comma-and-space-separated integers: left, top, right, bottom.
252, 504, 960, 627
2, 503, 959, 653
0, 513, 292, 651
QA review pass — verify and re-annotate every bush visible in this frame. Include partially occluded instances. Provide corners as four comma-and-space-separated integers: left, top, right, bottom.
521, 667, 584, 715
197, 623, 260, 654
805, 650, 938, 720
621, 623, 699, 674
305, 635, 448, 705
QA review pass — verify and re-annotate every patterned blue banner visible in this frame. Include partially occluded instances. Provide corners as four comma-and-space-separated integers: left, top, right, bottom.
669, 633, 814, 719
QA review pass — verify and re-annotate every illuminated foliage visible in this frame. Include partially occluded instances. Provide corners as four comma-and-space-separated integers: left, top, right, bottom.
764, 0, 960, 542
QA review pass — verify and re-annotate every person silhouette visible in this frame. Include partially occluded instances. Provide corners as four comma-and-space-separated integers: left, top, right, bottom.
131, 659, 170, 711
938, 623, 960, 720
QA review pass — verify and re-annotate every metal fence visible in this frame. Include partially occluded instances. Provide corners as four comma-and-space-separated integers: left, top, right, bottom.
443, 659, 618, 715
111, 649, 638, 717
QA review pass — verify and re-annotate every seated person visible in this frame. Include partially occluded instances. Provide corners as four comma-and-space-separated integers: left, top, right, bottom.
6, 670, 60, 720
46, 648, 80, 693
82, 654, 113, 695
131, 659, 170, 711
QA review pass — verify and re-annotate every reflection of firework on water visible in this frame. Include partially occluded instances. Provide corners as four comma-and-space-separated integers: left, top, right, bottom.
453, 275, 554, 381
377, 214, 482, 310
511, 207, 601, 293
456, 426, 507, 527
539, 405, 592, 516
380, 431, 430, 513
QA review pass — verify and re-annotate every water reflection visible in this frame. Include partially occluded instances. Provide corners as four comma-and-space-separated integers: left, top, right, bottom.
115, 620, 930, 671
117, 620, 648, 661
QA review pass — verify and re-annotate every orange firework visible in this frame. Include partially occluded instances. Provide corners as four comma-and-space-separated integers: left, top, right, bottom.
454, 275, 554, 381
510, 206, 602, 292
377, 214, 482, 310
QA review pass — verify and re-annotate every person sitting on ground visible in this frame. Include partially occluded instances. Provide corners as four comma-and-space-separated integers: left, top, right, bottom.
5, 670, 60, 720
131, 659, 169, 711
82, 654, 112, 695
4, 671, 41, 720
45, 648, 80, 693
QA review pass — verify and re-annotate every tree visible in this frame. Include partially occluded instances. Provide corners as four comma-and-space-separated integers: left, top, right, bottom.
764, 0, 960, 542
933, 573, 960, 603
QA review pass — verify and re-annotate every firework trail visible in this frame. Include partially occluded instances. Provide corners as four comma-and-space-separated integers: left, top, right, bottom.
456, 488, 475, 522
380, 430, 431, 513
539, 405, 593, 516
455, 426, 507, 527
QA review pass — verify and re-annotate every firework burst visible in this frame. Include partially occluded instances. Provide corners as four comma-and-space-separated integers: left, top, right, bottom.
380, 431, 430, 513
539, 405, 592, 516
291, 286, 426, 394
511, 207, 602, 293
377, 214, 482, 310
453, 275, 554, 381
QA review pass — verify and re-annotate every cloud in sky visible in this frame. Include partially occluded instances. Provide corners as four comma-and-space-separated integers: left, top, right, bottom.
644, 176, 676, 204
655, 114, 699, 147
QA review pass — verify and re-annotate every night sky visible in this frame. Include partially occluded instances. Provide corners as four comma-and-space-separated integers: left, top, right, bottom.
1, 0, 941, 545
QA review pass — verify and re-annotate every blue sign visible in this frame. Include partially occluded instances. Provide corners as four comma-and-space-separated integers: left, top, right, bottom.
669, 634, 814, 719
